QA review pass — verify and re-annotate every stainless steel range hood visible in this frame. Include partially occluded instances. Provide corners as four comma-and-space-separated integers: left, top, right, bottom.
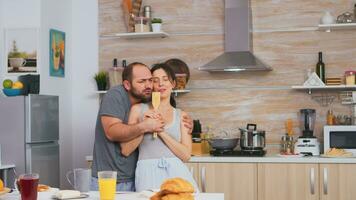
199, 0, 272, 72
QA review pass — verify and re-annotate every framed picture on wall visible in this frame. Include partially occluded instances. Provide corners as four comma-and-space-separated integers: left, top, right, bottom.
49, 29, 65, 77
4, 28, 39, 74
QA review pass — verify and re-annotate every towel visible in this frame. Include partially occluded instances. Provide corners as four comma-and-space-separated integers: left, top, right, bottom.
54, 190, 81, 199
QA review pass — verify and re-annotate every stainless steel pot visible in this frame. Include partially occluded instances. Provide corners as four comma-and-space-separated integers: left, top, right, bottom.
239, 124, 266, 150
207, 137, 239, 151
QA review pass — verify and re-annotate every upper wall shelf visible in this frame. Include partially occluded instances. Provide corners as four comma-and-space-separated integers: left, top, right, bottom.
291, 85, 356, 94
95, 89, 190, 96
100, 32, 169, 39
318, 23, 356, 32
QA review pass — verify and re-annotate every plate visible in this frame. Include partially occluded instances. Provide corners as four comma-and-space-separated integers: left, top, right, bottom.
277, 154, 304, 158
52, 193, 89, 200
0, 187, 11, 196
320, 154, 354, 158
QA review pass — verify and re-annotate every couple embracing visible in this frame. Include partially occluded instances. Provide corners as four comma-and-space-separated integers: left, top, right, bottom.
91, 61, 198, 192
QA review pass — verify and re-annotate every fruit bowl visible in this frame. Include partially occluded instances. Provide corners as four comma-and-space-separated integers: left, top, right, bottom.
2, 88, 22, 96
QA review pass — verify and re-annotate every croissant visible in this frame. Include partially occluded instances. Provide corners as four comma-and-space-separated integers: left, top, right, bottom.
160, 177, 194, 194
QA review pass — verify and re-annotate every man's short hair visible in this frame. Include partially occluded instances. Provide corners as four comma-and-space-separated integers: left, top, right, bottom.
122, 62, 147, 82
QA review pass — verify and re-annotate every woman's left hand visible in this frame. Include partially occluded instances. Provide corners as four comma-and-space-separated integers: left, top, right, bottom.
182, 113, 193, 134
143, 110, 162, 120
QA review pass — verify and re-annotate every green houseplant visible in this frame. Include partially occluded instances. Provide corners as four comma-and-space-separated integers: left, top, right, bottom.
151, 18, 163, 32
94, 71, 108, 91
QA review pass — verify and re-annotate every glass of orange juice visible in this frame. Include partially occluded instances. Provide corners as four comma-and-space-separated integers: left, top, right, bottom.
98, 171, 117, 200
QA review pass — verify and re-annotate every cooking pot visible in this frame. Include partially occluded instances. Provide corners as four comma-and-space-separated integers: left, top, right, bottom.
207, 137, 239, 151
239, 124, 266, 150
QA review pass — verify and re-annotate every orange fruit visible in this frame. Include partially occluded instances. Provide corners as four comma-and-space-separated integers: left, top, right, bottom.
0, 179, 4, 191
12, 81, 23, 89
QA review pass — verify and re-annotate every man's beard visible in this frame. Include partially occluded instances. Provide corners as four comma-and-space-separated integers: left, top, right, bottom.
130, 87, 151, 103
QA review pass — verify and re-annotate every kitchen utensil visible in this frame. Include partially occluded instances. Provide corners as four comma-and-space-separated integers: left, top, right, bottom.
300, 109, 316, 137
239, 124, 266, 151
122, 0, 134, 32
295, 109, 320, 156
321, 11, 335, 24
152, 92, 160, 139
280, 135, 294, 154
66, 168, 91, 193
286, 119, 293, 136
207, 136, 239, 151
337, 12, 354, 23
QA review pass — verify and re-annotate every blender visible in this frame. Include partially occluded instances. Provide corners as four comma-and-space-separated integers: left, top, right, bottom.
294, 109, 320, 156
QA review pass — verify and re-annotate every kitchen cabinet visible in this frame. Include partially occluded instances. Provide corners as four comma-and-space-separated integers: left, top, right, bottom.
258, 163, 319, 200
186, 162, 257, 200
320, 164, 356, 200
185, 162, 199, 188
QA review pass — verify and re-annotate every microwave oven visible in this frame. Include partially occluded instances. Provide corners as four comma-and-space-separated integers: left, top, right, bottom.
324, 125, 356, 154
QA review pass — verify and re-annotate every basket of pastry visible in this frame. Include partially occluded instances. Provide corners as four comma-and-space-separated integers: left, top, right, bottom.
150, 178, 195, 200
322, 148, 353, 157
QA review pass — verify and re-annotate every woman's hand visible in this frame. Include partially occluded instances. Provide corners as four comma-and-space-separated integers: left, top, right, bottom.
182, 113, 193, 134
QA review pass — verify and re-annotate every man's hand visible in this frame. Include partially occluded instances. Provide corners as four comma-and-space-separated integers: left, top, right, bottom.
182, 113, 193, 134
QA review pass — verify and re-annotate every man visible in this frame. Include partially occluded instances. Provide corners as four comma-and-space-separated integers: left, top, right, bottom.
91, 62, 192, 191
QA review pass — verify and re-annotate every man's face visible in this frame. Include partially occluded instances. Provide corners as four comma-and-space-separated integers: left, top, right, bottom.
129, 65, 153, 102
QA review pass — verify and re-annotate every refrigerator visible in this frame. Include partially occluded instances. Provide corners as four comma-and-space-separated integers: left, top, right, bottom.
0, 94, 59, 188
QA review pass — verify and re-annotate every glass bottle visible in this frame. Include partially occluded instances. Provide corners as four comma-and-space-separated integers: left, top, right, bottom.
316, 52, 326, 83
327, 110, 334, 125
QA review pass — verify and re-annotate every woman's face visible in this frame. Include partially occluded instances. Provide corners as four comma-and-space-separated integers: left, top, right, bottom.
152, 68, 175, 98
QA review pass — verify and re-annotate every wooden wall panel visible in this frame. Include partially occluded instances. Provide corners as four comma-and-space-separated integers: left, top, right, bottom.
99, 0, 355, 150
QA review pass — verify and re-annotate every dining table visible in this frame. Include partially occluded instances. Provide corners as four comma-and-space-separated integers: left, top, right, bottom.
0, 189, 224, 200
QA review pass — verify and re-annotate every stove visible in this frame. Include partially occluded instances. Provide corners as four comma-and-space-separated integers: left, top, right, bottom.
210, 149, 266, 157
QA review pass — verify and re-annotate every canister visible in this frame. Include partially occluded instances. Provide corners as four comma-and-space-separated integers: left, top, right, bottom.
345, 71, 355, 85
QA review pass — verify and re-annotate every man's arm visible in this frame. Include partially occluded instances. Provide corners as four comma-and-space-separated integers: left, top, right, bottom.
120, 104, 145, 156
101, 107, 164, 142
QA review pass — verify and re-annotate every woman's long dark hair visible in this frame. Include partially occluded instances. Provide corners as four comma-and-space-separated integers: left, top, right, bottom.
151, 63, 177, 108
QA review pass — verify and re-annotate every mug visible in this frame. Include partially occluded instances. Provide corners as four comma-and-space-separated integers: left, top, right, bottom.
9, 58, 26, 68
15, 173, 39, 200
66, 168, 91, 193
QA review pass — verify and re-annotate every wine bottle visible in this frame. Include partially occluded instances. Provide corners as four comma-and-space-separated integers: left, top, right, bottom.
316, 52, 325, 83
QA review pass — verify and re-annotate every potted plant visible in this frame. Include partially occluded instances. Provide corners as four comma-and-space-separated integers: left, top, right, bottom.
8, 41, 28, 71
151, 18, 163, 32
94, 71, 108, 91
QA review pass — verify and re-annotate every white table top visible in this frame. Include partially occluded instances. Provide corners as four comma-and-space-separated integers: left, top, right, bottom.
0, 164, 15, 170
1, 190, 224, 200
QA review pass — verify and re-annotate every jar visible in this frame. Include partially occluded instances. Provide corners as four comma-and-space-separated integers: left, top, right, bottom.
280, 135, 294, 154
175, 73, 187, 90
134, 17, 150, 32
345, 71, 355, 85
327, 110, 334, 125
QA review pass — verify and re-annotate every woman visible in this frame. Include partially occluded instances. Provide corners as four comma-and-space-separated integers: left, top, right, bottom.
120, 63, 198, 192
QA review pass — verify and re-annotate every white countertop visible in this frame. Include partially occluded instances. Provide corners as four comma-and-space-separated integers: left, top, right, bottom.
0, 164, 15, 170
1, 190, 224, 200
189, 154, 356, 164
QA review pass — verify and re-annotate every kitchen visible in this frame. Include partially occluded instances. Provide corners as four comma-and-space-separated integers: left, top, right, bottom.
1, 0, 356, 200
